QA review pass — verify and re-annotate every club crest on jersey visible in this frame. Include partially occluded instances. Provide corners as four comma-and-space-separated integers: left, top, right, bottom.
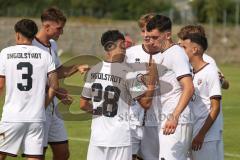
197, 79, 202, 85
135, 58, 140, 63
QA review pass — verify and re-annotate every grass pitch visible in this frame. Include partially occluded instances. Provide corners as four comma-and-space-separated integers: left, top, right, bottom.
1, 54, 239, 160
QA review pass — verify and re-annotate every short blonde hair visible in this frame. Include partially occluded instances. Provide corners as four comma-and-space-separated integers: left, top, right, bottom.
138, 13, 156, 29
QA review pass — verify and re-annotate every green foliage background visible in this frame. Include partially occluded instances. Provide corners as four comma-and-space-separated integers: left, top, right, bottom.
0, 0, 174, 20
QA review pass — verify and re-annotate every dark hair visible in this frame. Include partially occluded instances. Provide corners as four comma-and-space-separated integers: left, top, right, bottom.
14, 19, 38, 39
41, 7, 66, 23
182, 33, 208, 51
146, 14, 172, 32
101, 30, 125, 51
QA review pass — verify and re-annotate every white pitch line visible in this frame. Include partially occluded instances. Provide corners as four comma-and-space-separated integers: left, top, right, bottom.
225, 153, 240, 158
68, 137, 240, 158
69, 137, 89, 142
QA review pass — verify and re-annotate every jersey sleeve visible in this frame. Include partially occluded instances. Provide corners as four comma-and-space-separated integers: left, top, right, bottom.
203, 53, 220, 72
208, 67, 222, 99
0, 50, 6, 76
172, 48, 191, 80
125, 71, 147, 99
46, 52, 56, 74
50, 40, 62, 68
81, 70, 92, 99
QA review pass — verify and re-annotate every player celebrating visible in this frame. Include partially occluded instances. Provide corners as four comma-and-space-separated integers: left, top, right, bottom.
125, 13, 160, 160
80, 30, 158, 160
146, 14, 195, 160
180, 33, 222, 160
32, 7, 89, 160
0, 19, 58, 160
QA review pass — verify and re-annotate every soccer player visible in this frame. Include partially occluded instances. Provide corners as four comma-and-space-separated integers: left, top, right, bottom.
177, 25, 225, 160
80, 30, 158, 160
180, 33, 222, 160
145, 14, 195, 160
125, 13, 160, 160
177, 25, 229, 89
0, 19, 58, 160
124, 32, 135, 48
32, 7, 89, 160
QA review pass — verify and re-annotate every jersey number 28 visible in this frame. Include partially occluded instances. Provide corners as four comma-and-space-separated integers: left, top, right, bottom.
92, 83, 121, 117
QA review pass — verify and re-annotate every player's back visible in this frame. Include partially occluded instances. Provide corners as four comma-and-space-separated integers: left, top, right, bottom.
82, 61, 145, 147
0, 45, 55, 122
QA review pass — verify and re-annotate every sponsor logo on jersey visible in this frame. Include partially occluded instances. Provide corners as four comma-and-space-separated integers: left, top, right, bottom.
197, 79, 202, 85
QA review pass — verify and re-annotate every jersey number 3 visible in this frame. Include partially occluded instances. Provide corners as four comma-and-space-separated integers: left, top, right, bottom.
17, 62, 33, 91
92, 83, 121, 117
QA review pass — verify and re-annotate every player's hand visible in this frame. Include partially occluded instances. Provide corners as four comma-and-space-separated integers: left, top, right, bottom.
78, 64, 90, 74
146, 59, 158, 86
55, 88, 73, 105
163, 114, 178, 135
192, 133, 205, 151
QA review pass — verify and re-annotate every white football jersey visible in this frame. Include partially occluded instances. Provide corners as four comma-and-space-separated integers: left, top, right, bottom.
203, 53, 220, 72
81, 61, 146, 147
191, 64, 222, 141
32, 38, 61, 112
158, 45, 192, 124
0, 45, 55, 122
32, 38, 61, 68
203, 53, 223, 131
125, 44, 163, 126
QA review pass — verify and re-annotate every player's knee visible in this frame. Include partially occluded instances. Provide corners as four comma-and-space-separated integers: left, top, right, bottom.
0, 154, 6, 160
52, 146, 70, 160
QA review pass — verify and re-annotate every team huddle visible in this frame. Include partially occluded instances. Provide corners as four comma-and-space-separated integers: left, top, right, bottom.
0, 7, 229, 160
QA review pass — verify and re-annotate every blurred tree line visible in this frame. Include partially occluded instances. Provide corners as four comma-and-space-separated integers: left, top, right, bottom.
190, 0, 239, 24
0, 0, 174, 20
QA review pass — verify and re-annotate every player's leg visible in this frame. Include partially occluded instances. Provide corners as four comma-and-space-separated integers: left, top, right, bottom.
0, 122, 26, 159
159, 123, 192, 160
139, 126, 159, 160
22, 123, 44, 160
48, 113, 69, 160
0, 154, 7, 160
192, 141, 220, 160
50, 143, 69, 160
42, 107, 53, 160
130, 125, 143, 159
108, 146, 132, 160
27, 158, 42, 160
87, 143, 105, 160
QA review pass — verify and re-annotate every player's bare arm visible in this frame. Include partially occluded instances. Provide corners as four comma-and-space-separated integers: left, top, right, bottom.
192, 97, 221, 151
0, 77, 5, 96
163, 76, 194, 135
137, 59, 158, 109
218, 71, 230, 89
80, 97, 93, 114
45, 71, 59, 107
55, 87, 73, 105
57, 64, 90, 79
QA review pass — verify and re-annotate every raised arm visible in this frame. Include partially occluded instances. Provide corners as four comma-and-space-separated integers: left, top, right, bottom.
57, 64, 90, 79
137, 59, 158, 109
80, 97, 93, 114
